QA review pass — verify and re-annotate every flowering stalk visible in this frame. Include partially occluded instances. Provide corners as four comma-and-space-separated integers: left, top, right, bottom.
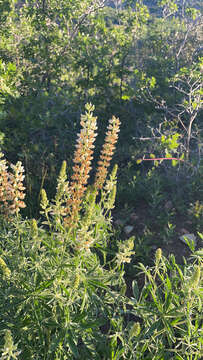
94, 116, 120, 192
0, 257, 11, 279
0, 152, 26, 218
64, 103, 97, 227
9, 161, 26, 214
102, 164, 118, 215
49, 160, 71, 227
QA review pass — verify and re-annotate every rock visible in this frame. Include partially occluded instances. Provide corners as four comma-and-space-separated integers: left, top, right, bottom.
179, 233, 197, 247
180, 228, 189, 235
130, 213, 139, 222
124, 225, 134, 235
164, 201, 173, 210
114, 219, 124, 227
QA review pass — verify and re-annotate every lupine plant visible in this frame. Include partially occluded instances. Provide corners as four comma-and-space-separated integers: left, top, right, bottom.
0, 104, 130, 359
109, 245, 203, 360
0, 104, 202, 359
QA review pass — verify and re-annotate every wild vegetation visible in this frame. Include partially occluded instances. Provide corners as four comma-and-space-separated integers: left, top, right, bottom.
0, 0, 202, 359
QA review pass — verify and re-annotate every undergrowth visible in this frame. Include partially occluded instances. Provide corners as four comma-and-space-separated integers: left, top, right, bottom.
0, 104, 202, 359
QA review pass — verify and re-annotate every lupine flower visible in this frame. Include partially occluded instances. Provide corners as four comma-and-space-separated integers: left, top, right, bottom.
0, 153, 26, 218
82, 187, 97, 228
94, 116, 120, 191
75, 228, 95, 252
40, 188, 49, 210
50, 160, 70, 219
1, 330, 21, 358
155, 248, 162, 264
31, 218, 38, 237
103, 164, 118, 211
189, 265, 201, 289
129, 322, 141, 338
56, 160, 68, 202
116, 237, 135, 266
0, 257, 11, 279
64, 104, 97, 227
73, 272, 80, 290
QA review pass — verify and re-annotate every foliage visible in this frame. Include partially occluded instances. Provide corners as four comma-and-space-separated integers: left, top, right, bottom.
0, 104, 126, 359
0, 0, 202, 213
0, 1, 202, 357
118, 246, 203, 359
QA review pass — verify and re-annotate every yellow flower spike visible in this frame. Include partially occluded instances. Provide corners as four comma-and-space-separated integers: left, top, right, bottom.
83, 189, 96, 227
73, 272, 80, 290
40, 189, 49, 209
127, 237, 134, 251
59, 160, 67, 179
55, 161, 69, 202
189, 266, 201, 289
111, 164, 118, 179
155, 248, 162, 264
108, 184, 117, 210
0, 257, 11, 279
2, 329, 20, 358
31, 218, 38, 236
4, 330, 13, 349
129, 322, 141, 339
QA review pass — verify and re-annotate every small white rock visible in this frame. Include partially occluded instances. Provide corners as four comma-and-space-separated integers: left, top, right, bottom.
124, 225, 134, 235
179, 233, 196, 247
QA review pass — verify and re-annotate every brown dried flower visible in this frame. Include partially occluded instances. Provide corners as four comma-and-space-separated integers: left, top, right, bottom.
94, 116, 120, 191
64, 104, 97, 227
0, 152, 26, 218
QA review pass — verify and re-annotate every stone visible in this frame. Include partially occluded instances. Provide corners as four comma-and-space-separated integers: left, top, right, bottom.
124, 225, 134, 235
130, 213, 139, 222
164, 201, 173, 210
180, 228, 189, 235
179, 233, 197, 247
114, 219, 124, 227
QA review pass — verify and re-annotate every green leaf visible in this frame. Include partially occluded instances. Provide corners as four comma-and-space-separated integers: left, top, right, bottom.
172, 159, 178, 167
174, 264, 184, 281
132, 280, 139, 301
49, 329, 66, 355
145, 319, 162, 337
80, 318, 106, 329
197, 233, 203, 240
66, 332, 80, 358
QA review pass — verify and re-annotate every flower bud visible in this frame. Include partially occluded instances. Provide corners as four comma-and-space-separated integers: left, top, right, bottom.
129, 322, 141, 338
155, 248, 162, 264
